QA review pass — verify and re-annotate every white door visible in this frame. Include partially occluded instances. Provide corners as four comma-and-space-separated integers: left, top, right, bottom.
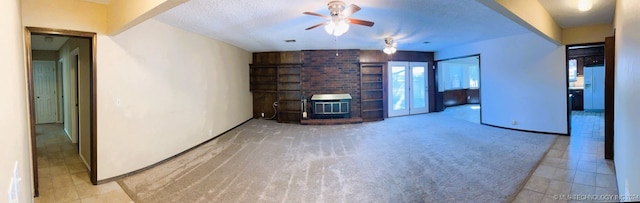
33, 61, 58, 124
410, 62, 428, 114
584, 66, 605, 110
388, 61, 429, 117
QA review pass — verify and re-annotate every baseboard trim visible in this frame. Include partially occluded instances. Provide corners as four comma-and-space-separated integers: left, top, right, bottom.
79, 153, 91, 171
64, 128, 72, 141
98, 117, 254, 185
481, 122, 568, 136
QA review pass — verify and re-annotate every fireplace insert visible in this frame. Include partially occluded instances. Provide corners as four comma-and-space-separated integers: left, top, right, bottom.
310, 94, 352, 119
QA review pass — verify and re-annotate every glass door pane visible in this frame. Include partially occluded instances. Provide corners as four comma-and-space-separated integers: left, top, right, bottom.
410, 63, 428, 114
392, 66, 406, 111
388, 62, 410, 117
412, 67, 425, 108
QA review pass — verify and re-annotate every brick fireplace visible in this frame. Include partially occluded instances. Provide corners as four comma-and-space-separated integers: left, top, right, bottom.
301, 50, 361, 118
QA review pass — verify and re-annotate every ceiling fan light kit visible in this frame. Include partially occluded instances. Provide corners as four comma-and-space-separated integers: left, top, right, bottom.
303, 1, 374, 37
383, 37, 397, 54
325, 19, 350, 36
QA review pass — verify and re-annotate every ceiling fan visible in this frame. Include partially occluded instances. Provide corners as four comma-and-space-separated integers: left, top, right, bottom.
303, 1, 375, 36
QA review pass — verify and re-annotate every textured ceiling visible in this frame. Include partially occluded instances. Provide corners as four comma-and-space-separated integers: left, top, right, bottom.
154, 0, 531, 52
538, 0, 615, 28
31, 35, 69, 51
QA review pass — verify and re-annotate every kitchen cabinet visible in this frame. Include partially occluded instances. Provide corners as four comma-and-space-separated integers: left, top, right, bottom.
570, 89, 583, 110
584, 55, 604, 66
568, 46, 604, 76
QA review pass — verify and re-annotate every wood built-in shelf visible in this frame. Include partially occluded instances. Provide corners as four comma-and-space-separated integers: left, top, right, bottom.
277, 65, 302, 123
360, 63, 386, 122
249, 64, 302, 123
250, 65, 278, 118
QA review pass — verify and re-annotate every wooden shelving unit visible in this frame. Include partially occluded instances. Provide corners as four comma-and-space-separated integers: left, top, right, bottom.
250, 65, 277, 91
277, 65, 302, 123
250, 52, 303, 123
250, 65, 278, 119
360, 63, 386, 121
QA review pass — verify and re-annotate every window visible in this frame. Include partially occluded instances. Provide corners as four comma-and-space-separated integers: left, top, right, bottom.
568, 59, 577, 82
468, 66, 479, 89
437, 56, 480, 92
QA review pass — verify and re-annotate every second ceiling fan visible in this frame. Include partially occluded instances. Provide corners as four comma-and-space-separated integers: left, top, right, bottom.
304, 1, 375, 36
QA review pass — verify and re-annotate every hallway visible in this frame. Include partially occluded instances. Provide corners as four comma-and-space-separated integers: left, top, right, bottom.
34, 124, 132, 203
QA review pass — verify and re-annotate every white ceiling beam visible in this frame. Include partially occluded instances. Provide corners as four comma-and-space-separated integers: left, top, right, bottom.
476, 0, 562, 45
107, 0, 188, 35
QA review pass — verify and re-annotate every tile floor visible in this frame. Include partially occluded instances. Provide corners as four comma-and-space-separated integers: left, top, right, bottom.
513, 111, 619, 203
33, 123, 133, 203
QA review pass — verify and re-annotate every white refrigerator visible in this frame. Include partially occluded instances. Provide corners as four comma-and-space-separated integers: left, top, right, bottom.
583, 66, 605, 111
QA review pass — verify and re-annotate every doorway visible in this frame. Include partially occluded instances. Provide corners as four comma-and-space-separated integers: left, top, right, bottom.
388, 61, 429, 117
566, 41, 614, 160
434, 55, 481, 123
26, 27, 98, 197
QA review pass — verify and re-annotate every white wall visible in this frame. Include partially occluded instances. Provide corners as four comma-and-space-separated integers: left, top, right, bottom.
97, 19, 252, 179
58, 37, 92, 167
22, 0, 252, 181
0, 0, 34, 202
613, 0, 640, 198
436, 33, 568, 134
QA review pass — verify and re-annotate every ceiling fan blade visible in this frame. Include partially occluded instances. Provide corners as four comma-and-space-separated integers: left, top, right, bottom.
305, 22, 327, 30
342, 4, 361, 17
347, 18, 374, 27
303, 11, 329, 19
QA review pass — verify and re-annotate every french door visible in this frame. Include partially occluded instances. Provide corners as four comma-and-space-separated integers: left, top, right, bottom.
388, 61, 428, 117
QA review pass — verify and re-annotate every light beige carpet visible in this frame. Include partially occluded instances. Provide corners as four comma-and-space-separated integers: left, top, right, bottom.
118, 113, 557, 203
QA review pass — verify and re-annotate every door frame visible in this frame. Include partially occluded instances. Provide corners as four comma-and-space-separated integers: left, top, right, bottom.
25, 27, 98, 197
565, 41, 613, 159
604, 37, 614, 159
434, 54, 483, 123
69, 48, 80, 144
57, 58, 64, 123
